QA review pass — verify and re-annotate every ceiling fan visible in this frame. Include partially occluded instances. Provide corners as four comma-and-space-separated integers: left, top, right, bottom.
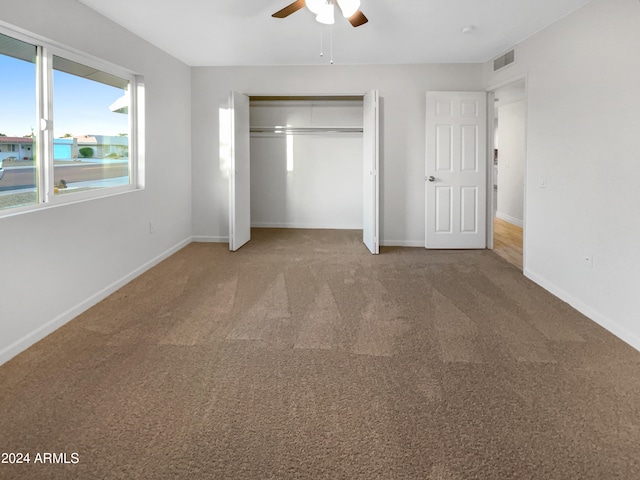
272, 0, 368, 27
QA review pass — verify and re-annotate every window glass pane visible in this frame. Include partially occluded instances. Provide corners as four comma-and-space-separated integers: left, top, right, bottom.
0, 33, 37, 211
52, 55, 130, 196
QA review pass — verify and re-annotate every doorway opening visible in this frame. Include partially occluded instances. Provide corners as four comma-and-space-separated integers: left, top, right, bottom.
489, 79, 526, 270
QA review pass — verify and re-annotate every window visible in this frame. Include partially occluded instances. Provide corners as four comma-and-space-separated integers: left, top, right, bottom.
0, 33, 37, 210
0, 28, 139, 214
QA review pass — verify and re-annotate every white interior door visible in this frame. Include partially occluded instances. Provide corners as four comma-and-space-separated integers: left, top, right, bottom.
229, 91, 251, 251
425, 91, 487, 249
363, 90, 380, 254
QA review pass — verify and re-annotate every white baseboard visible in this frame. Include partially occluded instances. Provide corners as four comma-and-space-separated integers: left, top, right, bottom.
250, 223, 363, 230
524, 268, 640, 353
381, 239, 424, 248
192, 235, 228, 243
495, 211, 524, 227
0, 237, 192, 366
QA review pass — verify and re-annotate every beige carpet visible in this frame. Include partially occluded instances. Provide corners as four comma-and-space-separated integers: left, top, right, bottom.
1, 228, 639, 479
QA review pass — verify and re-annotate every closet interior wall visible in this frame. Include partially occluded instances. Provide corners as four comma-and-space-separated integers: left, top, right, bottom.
249, 98, 364, 230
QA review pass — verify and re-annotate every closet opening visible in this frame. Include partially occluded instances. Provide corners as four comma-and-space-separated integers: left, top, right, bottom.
226, 92, 380, 254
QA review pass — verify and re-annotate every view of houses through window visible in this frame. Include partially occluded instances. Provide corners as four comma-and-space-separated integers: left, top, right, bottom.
0, 33, 37, 210
0, 31, 132, 212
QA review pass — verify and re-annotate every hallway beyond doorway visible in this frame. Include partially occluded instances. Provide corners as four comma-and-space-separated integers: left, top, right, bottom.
493, 217, 523, 269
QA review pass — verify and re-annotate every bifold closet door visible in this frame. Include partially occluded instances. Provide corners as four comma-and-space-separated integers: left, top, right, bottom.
228, 91, 251, 251
363, 90, 380, 254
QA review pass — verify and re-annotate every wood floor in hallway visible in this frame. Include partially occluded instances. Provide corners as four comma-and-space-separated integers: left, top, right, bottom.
493, 217, 523, 269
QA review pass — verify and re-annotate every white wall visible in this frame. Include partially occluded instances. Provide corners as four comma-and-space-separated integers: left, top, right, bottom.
0, 0, 192, 364
485, 0, 640, 350
250, 100, 363, 229
191, 64, 484, 245
496, 101, 525, 226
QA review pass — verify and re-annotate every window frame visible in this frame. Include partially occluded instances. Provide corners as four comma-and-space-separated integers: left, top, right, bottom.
0, 22, 143, 218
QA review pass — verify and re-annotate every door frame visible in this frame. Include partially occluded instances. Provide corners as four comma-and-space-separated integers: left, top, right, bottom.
486, 74, 528, 267
228, 91, 381, 253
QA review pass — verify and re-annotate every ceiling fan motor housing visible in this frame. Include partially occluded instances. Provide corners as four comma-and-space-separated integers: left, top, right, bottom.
272, 0, 367, 27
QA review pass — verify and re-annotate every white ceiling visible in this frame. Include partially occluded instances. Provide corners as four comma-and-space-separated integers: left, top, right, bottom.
77, 0, 592, 67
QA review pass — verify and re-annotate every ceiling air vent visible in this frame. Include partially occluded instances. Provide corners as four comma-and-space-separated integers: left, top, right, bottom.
493, 50, 515, 72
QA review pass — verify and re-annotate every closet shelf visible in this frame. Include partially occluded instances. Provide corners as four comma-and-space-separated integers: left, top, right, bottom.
250, 126, 363, 135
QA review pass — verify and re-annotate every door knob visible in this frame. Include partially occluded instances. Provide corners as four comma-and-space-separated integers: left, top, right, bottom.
427, 176, 435, 182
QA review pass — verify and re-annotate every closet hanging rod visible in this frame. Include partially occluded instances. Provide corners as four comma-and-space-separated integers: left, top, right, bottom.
250, 126, 363, 134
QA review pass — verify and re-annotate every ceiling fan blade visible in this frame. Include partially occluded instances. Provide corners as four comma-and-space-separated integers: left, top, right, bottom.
272, 0, 306, 18
348, 10, 368, 27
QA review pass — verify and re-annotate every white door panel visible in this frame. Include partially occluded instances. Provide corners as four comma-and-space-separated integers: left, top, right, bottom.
363, 90, 379, 254
426, 92, 487, 249
229, 91, 251, 251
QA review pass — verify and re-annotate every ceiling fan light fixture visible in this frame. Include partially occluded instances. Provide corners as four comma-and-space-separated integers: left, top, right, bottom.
316, 2, 335, 25
306, 0, 324, 15
337, 0, 360, 18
